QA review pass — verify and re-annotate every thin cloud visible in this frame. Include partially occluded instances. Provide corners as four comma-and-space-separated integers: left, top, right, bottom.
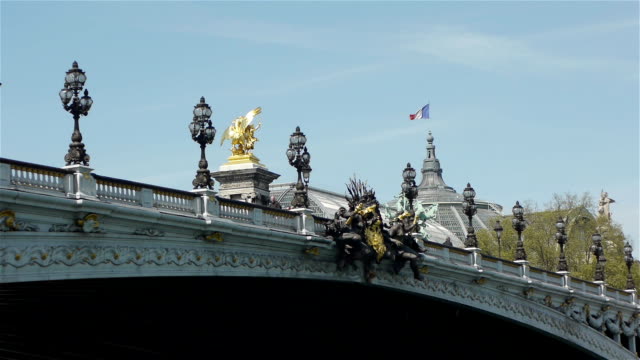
173, 16, 637, 77
176, 19, 336, 51
351, 123, 427, 145
403, 25, 637, 75
248, 64, 383, 97
527, 17, 639, 40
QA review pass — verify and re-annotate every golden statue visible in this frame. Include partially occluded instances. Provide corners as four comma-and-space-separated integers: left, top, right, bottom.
220, 107, 262, 156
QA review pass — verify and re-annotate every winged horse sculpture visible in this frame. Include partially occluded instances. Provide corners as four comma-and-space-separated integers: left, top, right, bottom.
220, 107, 262, 156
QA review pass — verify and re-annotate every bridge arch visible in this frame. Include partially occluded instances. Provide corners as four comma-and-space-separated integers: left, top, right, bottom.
4, 276, 603, 359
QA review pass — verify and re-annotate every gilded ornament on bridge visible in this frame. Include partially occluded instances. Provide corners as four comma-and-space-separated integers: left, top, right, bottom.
197, 232, 224, 242
49, 213, 103, 233
219, 107, 263, 164
0, 209, 39, 232
304, 247, 320, 256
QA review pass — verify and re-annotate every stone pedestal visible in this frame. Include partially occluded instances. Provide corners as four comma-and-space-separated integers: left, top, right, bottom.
465, 247, 483, 271
594, 280, 607, 296
515, 259, 530, 280
191, 188, 219, 218
63, 164, 97, 200
557, 270, 571, 288
211, 154, 279, 206
291, 207, 315, 235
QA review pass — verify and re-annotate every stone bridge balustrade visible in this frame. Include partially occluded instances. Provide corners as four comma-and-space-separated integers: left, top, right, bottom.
0, 158, 319, 234
1, 157, 640, 359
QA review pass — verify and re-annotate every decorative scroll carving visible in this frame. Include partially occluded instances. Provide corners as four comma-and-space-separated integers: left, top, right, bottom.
197, 232, 224, 242
133, 228, 165, 237
0, 243, 637, 359
0, 210, 39, 232
49, 214, 104, 233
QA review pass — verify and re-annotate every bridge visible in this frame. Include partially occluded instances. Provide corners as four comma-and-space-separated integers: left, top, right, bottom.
1, 157, 639, 359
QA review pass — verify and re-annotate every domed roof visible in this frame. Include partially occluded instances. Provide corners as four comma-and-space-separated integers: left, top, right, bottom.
413, 131, 503, 240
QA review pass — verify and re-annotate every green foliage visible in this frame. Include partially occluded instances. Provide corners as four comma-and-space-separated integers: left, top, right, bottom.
477, 192, 637, 290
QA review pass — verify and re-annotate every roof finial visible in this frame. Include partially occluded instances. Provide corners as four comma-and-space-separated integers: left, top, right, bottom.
427, 130, 434, 144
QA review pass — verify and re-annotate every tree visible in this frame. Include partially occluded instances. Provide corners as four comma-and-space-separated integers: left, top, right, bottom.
477, 192, 637, 290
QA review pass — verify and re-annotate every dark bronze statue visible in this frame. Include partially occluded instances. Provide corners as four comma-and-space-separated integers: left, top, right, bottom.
326, 177, 429, 282
387, 211, 425, 280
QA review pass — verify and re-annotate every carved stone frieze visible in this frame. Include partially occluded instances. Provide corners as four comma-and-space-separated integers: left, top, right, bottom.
0, 210, 39, 232
0, 243, 637, 359
196, 232, 224, 242
49, 213, 104, 233
133, 228, 165, 237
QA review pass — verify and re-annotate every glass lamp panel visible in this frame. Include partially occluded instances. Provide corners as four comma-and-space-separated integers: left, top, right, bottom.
402, 169, 410, 182
301, 151, 310, 164
286, 148, 295, 161
77, 72, 86, 86
80, 94, 93, 110
65, 72, 75, 85
59, 88, 72, 104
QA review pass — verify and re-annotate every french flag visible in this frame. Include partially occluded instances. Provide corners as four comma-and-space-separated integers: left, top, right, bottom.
409, 104, 429, 120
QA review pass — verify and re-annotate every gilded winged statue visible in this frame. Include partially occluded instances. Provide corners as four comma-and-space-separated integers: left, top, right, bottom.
220, 107, 262, 156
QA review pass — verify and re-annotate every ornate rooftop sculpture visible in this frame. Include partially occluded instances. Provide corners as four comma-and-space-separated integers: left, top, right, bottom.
598, 190, 615, 221
219, 107, 263, 165
212, 107, 280, 205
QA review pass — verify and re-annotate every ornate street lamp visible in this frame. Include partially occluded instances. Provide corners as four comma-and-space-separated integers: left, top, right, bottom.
401, 163, 418, 210
494, 220, 503, 258
591, 232, 606, 282
59, 61, 93, 166
624, 242, 635, 290
512, 201, 527, 261
286, 126, 311, 208
555, 217, 568, 272
462, 183, 478, 248
189, 97, 216, 189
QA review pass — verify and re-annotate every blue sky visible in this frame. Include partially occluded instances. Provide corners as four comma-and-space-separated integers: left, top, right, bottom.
1, 1, 638, 252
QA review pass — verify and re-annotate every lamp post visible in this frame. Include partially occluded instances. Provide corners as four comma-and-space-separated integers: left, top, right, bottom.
555, 217, 568, 272
462, 183, 478, 248
624, 242, 635, 290
401, 163, 418, 210
591, 232, 606, 282
512, 201, 527, 262
286, 126, 311, 208
59, 61, 93, 166
189, 97, 216, 189
494, 220, 503, 258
